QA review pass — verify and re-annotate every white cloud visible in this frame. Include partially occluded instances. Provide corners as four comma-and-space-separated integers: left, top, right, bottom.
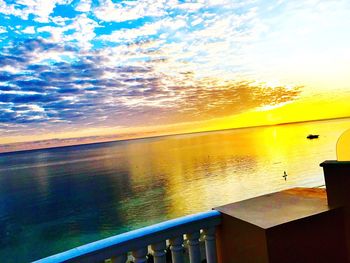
28, 104, 45, 112
51, 16, 71, 26
0, 26, 7, 34
94, 0, 167, 22
0, 0, 26, 18
0, 65, 23, 74
22, 26, 35, 34
75, 0, 92, 12
67, 14, 99, 50
95, 0, 265, 83
29, 48, 76, 65
37, 14, 99, 49
191, 17, 203, 27
174, 2, 204, 12
37, 26, 65, 42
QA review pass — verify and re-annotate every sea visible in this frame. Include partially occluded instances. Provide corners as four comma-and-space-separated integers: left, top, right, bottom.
1, 118, 350, 262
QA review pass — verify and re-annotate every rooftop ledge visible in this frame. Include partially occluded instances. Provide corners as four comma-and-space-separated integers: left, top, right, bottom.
320, 160, 350, 166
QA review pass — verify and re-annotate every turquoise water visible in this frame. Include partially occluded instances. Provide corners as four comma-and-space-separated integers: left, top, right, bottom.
0, 118, 349, 262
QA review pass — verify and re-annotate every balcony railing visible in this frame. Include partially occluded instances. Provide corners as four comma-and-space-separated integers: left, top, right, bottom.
33, 210, 221, 263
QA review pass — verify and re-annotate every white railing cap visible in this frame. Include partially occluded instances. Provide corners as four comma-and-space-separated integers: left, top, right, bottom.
33, 210, 221, 263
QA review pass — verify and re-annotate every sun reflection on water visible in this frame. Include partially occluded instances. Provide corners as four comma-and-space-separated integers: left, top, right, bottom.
0, 118, 350, 261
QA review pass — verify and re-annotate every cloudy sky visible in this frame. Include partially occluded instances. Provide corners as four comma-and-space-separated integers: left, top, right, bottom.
1, 0, 350, 149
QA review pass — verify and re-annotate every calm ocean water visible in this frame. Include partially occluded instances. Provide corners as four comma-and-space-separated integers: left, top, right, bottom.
1, 118, 350, 262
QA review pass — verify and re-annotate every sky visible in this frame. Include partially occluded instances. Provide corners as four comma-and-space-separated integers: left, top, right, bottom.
1, 0, 350, 151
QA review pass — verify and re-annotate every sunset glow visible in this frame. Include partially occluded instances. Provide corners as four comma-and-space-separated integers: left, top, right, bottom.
1, 0, 350, 152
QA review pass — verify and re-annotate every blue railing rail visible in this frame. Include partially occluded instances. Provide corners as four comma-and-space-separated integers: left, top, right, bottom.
33, 210, 221, 263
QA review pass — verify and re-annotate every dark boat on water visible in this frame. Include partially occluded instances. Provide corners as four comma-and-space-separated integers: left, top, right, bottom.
307, 134, 319, 139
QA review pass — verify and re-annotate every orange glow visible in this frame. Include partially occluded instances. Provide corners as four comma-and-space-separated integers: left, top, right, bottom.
92, 118, 349, 217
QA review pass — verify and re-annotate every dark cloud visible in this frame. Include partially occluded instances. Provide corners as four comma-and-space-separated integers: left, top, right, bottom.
14, 80, 50, 92
0, 73, 18, 81
15, 39, 75, 54
0, 93, 57, 103
0, 107, 46, 124
12, 105, 34, 111
27, 64, 51, 72
0, 111, 17, 123
0, 86, 16, 91
40, 71, 73, 80
0, 38, 302, 133
0, 55, 28, 67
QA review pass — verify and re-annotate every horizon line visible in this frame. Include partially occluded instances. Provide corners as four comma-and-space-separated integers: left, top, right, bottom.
1, 116, 350, 155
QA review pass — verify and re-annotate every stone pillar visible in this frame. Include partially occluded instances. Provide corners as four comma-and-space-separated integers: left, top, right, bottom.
321, 160, 350, 261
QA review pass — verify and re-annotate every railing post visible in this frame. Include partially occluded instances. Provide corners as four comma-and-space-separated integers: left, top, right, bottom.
151, 241, 167, 263
132, 247, 148, 263
187, 231, 201, 263
169, 236, 184, 263
203, 227, 217, 263
110, 254, 127, 263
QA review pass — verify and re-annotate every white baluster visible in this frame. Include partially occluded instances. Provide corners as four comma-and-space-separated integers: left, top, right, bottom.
169, 236, 184, 263
151, 241, 167, 263
203, 227, 217, 263
110, 254, 127, 263
132, 247, 148, 263
186, 232, 201, 263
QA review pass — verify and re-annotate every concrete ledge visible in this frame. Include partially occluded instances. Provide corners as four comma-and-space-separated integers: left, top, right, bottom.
215, 188, 347, 263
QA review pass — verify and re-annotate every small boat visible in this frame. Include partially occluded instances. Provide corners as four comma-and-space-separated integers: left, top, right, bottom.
307, 134, 319, 139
